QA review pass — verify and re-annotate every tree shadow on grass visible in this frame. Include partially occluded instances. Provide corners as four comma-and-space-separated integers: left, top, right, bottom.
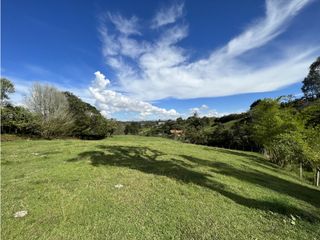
68, 146, 319, 222
182, 155, 320, 209
212, 148, 279, 170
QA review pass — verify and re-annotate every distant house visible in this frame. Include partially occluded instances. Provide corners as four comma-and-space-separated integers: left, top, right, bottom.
170, 129, 184, 137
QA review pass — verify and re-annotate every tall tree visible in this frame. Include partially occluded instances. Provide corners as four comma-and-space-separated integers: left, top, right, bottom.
0, 78, 15, 106
64, 91, 110, 139
26, 83, 73, 138
302, 57, 320, 99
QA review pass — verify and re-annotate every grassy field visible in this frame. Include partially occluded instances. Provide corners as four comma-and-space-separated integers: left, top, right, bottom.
1, 135, 320, 240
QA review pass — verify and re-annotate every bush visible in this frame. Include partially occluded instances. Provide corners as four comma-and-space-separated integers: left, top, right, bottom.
266, 132, 309, 167
1, 105, 41, 136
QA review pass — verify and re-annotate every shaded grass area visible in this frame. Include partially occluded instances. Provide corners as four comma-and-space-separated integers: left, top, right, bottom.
2, 136, 320, 240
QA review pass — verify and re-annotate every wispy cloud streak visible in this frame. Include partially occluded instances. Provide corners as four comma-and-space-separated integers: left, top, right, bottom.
91, 0, 318, 118
151, 2, 184, 28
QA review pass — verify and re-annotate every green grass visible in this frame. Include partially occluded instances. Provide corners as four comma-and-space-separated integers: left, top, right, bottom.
2, 135, 320, 240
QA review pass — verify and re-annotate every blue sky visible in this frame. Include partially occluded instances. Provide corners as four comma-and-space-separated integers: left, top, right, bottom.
2, 0, 320, 120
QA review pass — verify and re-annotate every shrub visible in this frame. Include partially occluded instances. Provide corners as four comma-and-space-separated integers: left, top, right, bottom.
266, 132, 309, 167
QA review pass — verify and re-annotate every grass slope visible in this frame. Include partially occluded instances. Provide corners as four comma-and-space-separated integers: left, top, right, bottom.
2, 136, 320, 240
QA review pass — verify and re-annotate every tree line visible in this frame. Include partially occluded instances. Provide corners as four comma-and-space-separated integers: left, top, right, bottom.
1, 81, 118, 139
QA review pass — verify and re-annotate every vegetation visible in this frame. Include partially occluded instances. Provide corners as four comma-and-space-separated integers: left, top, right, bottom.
3, 58, 319, 183
118, 57, 320, 185
2, 136, 320, 240
64, 91, 115, 139
1, 50, 320, 240
302, 57, 320, 99
1, 81, 115, 139
0, 78, 15, 106
1, 105, 41, 136
26, 83, 73, 138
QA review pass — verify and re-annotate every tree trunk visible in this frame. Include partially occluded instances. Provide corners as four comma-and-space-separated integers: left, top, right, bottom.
299, 162, 303, 180
316, 168, 320, 187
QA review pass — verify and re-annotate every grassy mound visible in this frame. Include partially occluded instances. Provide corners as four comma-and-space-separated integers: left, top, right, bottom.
2, 136, 320, 239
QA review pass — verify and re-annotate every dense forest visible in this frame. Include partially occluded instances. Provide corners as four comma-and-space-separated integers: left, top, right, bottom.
1, 57, 320, 185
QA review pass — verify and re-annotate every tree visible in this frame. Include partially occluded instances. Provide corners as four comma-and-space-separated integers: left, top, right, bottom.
267, 132, 309, 169
1, 105, 41, 135
250, 99, 303, 149
64, 91, 110, 139
124, 122, 141, 135
250, 98, 320, 183
301, 99, 320, 127
26, 83, 69, 120
0, 78, 15, 106
26, 83, 73, 138
251, 99, 285, 148
302, 57, 320, 99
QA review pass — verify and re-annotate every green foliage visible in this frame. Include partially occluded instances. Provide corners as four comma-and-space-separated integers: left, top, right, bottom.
301, 99, 320, 127
301, 57, 320, 99
304, 127, 320, 168
64, 92, 110, 139
105, 119, 120, 136
251, 99, 284, 147
266, 132, 309, 167
184, 127, 208, 144
215, 112, 247, 123
0, 78, 15, 105
40, 114, 74, 139
124, 122, 141, 135
1, 105, 41, 135
208, 123, 231, 147
183, 114, 208, 144
250, 98, 320, 174
0, 81, 114, 140
250, 99, 303, 148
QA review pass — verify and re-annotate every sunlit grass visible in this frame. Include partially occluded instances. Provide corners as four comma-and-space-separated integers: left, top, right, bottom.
2, 135, 320, 239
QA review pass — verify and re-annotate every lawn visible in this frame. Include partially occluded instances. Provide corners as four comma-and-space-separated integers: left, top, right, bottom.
1, 135, 320, 240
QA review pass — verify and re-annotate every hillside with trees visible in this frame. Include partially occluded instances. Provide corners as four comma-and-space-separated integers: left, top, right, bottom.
119, 57, 320, 186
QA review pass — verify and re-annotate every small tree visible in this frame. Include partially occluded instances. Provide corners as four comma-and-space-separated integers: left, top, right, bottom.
250, 98, 304, 155
267, 132, 308, 169
0, 78, 15, 106
302, 57, 320, 99
250, 99, 285, 148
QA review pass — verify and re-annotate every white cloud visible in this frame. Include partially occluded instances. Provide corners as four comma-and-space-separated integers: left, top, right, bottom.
189, 105, 243, 118
217, 0, 312, 58
98, 0, 318, 103
108, 13, 140, 35
189, 104, 208, 114
89, 71, 180, 119
151, 2, 184, 28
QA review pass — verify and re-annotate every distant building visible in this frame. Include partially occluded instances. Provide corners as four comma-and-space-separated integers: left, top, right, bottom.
170, 129, 184, 137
